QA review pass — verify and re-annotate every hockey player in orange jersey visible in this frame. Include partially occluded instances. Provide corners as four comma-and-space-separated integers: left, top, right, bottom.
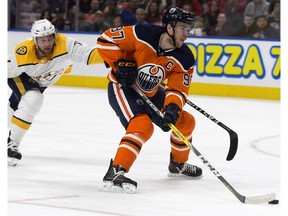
97, 7, 203, 193
7, 19, 103, 166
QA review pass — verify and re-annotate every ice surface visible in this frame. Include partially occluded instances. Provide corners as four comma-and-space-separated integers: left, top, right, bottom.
7, 86, 281, 216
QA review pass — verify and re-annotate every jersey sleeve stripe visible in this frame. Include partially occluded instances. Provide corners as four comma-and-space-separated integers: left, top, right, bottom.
96, 44, 121, 50
100, 33, 116, 43
97, 37, 115, 45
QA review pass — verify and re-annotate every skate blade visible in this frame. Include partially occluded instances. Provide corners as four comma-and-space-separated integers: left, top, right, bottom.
167, 172, 203, 179
99, 181, 137, 194
8, 157, 19, 166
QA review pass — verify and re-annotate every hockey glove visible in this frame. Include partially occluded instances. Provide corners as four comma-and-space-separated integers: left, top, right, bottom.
159, 103, 181, 132
114, 59, 138, 88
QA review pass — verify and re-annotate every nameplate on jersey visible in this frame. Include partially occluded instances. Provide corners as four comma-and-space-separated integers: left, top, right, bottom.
136, 64, 164, 92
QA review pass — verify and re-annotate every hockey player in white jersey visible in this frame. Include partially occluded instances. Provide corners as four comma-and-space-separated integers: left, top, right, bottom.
7, 19, 103, 166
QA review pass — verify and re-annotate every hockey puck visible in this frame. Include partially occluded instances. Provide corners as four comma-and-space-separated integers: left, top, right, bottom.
268, 199, 279, 204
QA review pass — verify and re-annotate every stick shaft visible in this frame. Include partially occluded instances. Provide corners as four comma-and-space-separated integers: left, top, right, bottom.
186, 99, 238, 161
132, 84, 275, 204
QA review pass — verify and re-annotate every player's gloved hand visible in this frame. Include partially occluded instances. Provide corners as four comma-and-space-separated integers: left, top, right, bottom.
159, 103, 181, 132
114, 59, 138, 88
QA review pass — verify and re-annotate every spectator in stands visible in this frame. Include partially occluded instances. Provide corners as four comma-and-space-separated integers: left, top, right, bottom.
244, 0, 270, 18
204, 0, 225, 12
145, 1, 162, 26
209, 0, 225, 9
190, 15, 208, 36
165, 0, 193, 11
208, 12, 235, 36
233, 13, 258, 38
46, 0, 65, 13
67, 5, 77, 31
80, 0, 92, 13
119, 0, 140, 25
164, 0, 186, 10
102, 0, 119, 27
89, 10, 111, 32
206, 0, 222, 27
116, 0, 130, 13
93, 10, 112, 32
89, 0, 101, 13
51, 7, 66, 31
267, 0, 280, 30
40, 9, 53, 21
80, 0, 101, 27
157, 0, 168, 12
139, 0, 167, 12
202, 0, 222, 34
135, 8, 148, 24
112, 16, 124, 28
20, 0, 41, 13
252, 14, 280, 39
183, 1, 203, 16
8, 0, 16, 29
182, 3, 192, 13
223, 0, 248, 29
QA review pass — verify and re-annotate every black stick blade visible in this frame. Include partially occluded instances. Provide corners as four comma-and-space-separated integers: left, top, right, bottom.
226, 131, 238, 161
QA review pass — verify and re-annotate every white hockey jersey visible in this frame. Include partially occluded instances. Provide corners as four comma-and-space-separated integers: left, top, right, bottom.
8, 33, 103, 87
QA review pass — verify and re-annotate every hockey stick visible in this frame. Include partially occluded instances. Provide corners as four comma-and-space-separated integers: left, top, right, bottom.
160, 83, 237, 161
132, 84, 276, 204
185, 99, 238, 161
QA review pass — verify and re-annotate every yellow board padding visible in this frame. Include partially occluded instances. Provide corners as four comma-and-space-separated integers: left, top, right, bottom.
54, 75, 280, 100
189, 83, 280, 100
55, 75, 108, 89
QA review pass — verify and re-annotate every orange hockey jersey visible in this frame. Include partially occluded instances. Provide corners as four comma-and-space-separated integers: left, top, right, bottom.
96, 24, 195, 109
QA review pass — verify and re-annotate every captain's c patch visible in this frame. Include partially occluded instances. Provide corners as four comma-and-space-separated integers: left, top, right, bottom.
16, 46, 27, 55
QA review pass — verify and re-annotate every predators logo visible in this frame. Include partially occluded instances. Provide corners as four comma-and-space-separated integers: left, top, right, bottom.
16, 46, 27, 55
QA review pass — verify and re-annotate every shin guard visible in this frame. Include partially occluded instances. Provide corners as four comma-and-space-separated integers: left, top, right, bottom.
113, 114, 154, 171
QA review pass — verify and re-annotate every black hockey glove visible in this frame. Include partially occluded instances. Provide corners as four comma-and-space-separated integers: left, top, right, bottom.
159, 103, 181, 132
114, 59, 138, 88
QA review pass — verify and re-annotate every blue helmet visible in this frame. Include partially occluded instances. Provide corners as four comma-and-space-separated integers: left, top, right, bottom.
162, 7, 194, 28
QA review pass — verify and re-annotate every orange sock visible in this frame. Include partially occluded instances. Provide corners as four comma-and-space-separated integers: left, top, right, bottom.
170, 110, 195, 163
113, 114, 153, 172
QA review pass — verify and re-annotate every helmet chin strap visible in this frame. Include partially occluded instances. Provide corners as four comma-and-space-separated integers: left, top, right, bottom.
166, 27, 176, 48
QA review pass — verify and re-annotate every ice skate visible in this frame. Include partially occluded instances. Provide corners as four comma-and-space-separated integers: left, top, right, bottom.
99, 159, 137, 194
168, 154, 202, 178
8, 140, 22, 166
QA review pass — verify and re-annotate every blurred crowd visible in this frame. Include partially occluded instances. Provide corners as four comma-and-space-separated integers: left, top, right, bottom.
8, 0, 280, 39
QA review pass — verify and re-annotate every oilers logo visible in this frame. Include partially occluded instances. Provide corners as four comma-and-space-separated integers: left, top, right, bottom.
137, 64, 165, 92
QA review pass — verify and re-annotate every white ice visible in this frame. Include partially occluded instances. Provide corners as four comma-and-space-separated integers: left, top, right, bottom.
7, 86, 281, 216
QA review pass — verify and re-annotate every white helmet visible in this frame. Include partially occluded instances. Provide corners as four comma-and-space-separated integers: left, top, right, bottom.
31, 19, 56, 42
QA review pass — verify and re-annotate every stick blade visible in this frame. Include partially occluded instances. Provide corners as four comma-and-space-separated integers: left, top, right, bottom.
244, 193, 276, 204
226, 131, 238, 161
